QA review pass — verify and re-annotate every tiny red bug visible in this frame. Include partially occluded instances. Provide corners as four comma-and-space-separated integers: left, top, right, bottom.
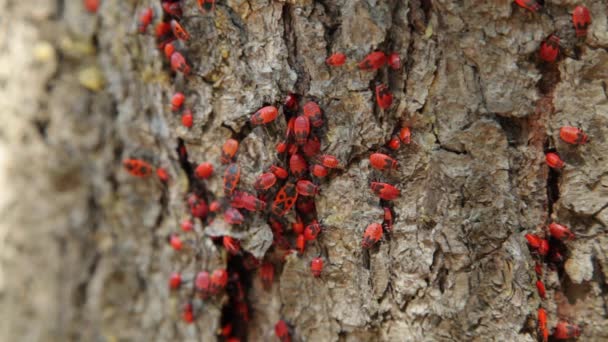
375, 84, 393, 109
169, 234, 183, 251
289, 154, 308, 178
294, 115, 310, 146
399, 127, 411, 144
181, 109, 193, 128
535, 262, 543, 276
514, 0, 542, 12
269, 165, 289, 179
552, 321, 580, 339
195, 162, 214, 179
296, 234, 306, 254
370, 153, 398, 171
164, 43, 175, 59
358, 51, 386, 71
362, 223, 383, 249
155, 22, 172, 39
536, 280, 546, 299
223, 163, 241, 196
303, 101, 324, 127
387, 134, 401, 150
221, 139, 239, 164
388, 53, 401, 70
382, 207, 393, 232
284, 93, 298, 112
549, 222, 575, 240
181, 219, 194, 232
254, 172, 277, 191
182, 302, 194, 323
220, 324, 233, 338
232, 191, 266, 212
370, 182, 400, 200
545, 152, 564, 169
319, 154, 339, 169
572, 5, 591, 37
138, 7, 154, 33
271, 183, 298, 217
195, 271, 211, 297
162, 1, 182, 17
187, 193, 208, 218
525, 234, 549, 256
539, 35, 559, 63
123, 158, 153, 177
171, 92, 185, 112
197, 0, 216, 14
310, 164, 328, 178
292, 216, 304, 234
209, 200, 221, 213
223, 236, 241, 255
304, 222, 322, 241
559, 126, 588, 145
171, 51, 191, 75
224, 208, 244, 225
169, 272, 182, 290
276, 141, 288, 154
156, 167, 170, 182
275, 320, 291, 342
285, 117, 295, 139
210, 269, 228, 294
260, 262, 274, 290
296, 180, 319, 197
170, 19, 190, 41
538, 308, 548, 342
83, 0, 99, 13
310, 257, 324, 277
326, 53, 346, 66
251, 106, 279, 125
302, 136, 321, 157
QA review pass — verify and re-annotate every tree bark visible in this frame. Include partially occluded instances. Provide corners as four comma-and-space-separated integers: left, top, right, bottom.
1, 0, 607, 341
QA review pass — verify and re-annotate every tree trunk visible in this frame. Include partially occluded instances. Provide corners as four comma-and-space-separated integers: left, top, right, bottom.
1, 0, 607, 341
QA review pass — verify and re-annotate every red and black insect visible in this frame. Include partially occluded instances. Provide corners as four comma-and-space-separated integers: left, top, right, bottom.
304, 222, 322, 241
195, 271, 211, 298
232, 191, 266, 212
525, 234, 549, 256
549, 222, 575, 240
538, 308, 548, 342
138, 7, 154, 34
296, 180, 319, 197
572, 5, 591, 37
156, 167, 170, 183
399, 127, 411, 144
514, 0, 542, 12
271, 183, 298, 216
382, 207, 393, 232
224, 207, 244, 225
294, 115, 310, 146
559, 126, 588, 145
296, 234, 306, 254
545, 152, 564, 169
169, 272, 182, 290
182, 302, 194, 323
223, 163, 241, 196
181, 109, 193, 128
370, 182, 400, 200
223, 236, 241, 254
275, 320, 291, 342
169, 234, 183, 250
170, 51, 192, 75
284, 93, 298, 112
171, 92, 185, 112
197, 0, 216, 14
181, 219, 193, 232
292, 216, 304, 234
358, 51, 386, 71
164, 43, 175, 59
310, 164, 328, 178
289, 153, 307, 178
195, 162, 214, 179
251, 106, 279, 125
254, 172, 277, 191
276, 141, 288, 154
310, 257, 324, 277
221, 138, 239, 164
552, 321, 581, 339
361, 223, 383, 249
539, 35, 559, 63
302, 136, 321, 157
155, 22, 174, 50
326, 53, 346, 66
303, 101, 324, 127
260, 262, 274, 290
387, 134, 401, 150
319, 154, 339, 169
170, 19, 190, 41
536, 280, 546, 299
370, 153, 398, 171
375, 84, 393, 109
210, 269, 228, 294
123, 158, 154, 177
388, 53, 401, 70
269, 165, 289, 179
187, 193, 208, 218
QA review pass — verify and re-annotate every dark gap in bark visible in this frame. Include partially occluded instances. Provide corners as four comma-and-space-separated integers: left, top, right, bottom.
535, 62, 561, 96
220, 254, 253, 341
495, 115, 523, 147
543, 139, 560, 219
33, 119, 49, 140
592, 256, 608, 318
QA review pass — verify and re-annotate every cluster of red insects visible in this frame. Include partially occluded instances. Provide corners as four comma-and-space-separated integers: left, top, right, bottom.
515, 1, 592, 341
110, 0, 592, 340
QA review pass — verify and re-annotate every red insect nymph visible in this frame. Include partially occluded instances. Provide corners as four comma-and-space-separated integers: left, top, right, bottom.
170, 19, 190, 41
375, 84, 393, 109
170, 51, 191, 75
171, 92, 185, 112
269, 165, 289, 179
223, 236, 241, 255
362, 223, 383, 249
197, 0, 216, 14
310, 257, 324, 277
254, 172, 277, 191
388, 53, 401, 70
538, 308, 548, 342
138, 7, 154, 34
223, 163, 241, 196
294, 115, 310, 146
181, 109, 193, 128
169, 272, 182, 290
319, 154, 339, 169
296, 180, 319, 197
210, 269, 228, 294
514, 0, 542, 12
370, 153, 398, 171
221, 138, 239, 164
370, 182, 400, 200
559, 126, 588, 145
552, 321, 581, 339
358, 51, 386, 71
275, 320, 291, 342
289, 153, 307, 178
304, 222, 322, 241
545, 152, 564, 169
311, 164, 328, 178
525, 234, 549, 256
303, 101, 324, 127
251, 106, 279, 125
549, 222, 575, 240
326, 53, 346, 66
182, 302, 194, 323
195, 271, 211, 297
195, 162, 214, 179
387, 135, 401, 150
572, 5, 591, 37
123, 158, 153, 177
399, 127, 411, 144
536, 280, 546, 299
539, 35, 559, 63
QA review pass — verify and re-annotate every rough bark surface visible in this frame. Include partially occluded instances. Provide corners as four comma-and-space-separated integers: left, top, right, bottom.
1, 0, 607, 341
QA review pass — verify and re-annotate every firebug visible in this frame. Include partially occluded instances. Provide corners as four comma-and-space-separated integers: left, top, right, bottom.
251, 106, 279, 125
536, 280, 546, 299
514, 0, 542, 12
170, 51, 191, 75
572, 5, 591, 37
302, 101, 324, 127
195, 271, 211, 297
310, 257, 324, 277
275, 320, 291, 342
399, 127, 411, 144
224, 208, 244, 225
304, 222, 322, 241
545, 152, 564, 169
223, 163, 241, 196
296, 180, 319, 197
221, 138, 239, 164
326, 53, 346, 66
375, 84, 393, 109
197, 0, 216, 14
195, 162, 214, 179
387, 135, 401, 150
170, 19, 190, 41
310, 164, 328, 178
138, 7, 154, 34
370, 153, 398, 171
156, 167, 170, 182
539, 35, 559, 63
180, 219, 194, 232
123, 158, 153, 177
370, 182, 400, 200
254, 172, 277, 191
181, 109, 193, 128
210, 269, 228, 294
182, 302, 194, 323
223, 236, 241, 255
552, 321, 581, 339
169, 272, 182, 290
361, 223, 383, 249
358, 51, 386, 71
319, 154, 339, 169
171, 92, 185, 112
294, 115, 310, 146
559, 126, 588, 145
388, 53, 401, 70
271, 183, 298, 216
289, 154, 307, 178
269, 165, 289, 179
549, 222, 575, 240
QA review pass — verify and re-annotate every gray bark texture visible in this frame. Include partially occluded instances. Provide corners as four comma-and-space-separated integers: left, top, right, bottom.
1, 0, 607, 341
